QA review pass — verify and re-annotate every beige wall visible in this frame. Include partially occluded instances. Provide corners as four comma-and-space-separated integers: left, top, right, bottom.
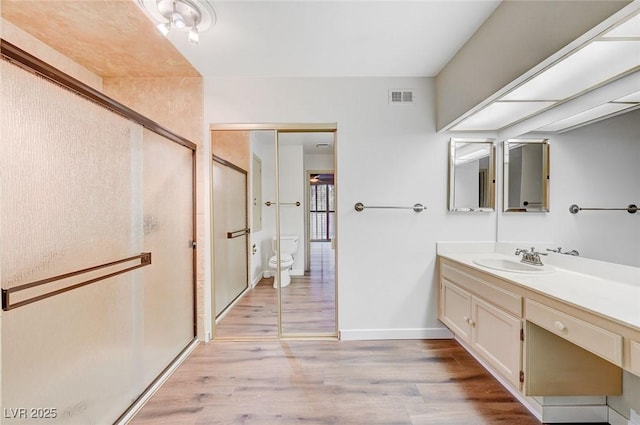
103, 77, 204, 146
211, 130, 251, 171
1, 18, 103, 91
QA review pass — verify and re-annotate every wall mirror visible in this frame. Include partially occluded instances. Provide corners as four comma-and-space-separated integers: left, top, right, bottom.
448, 138, 496, 212
503, 139, 550, 212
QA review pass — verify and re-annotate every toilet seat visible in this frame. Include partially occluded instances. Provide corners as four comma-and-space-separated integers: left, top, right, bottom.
269, 254, 293, 267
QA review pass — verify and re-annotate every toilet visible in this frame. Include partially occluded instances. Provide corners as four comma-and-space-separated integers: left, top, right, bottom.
268, 235, 299, 288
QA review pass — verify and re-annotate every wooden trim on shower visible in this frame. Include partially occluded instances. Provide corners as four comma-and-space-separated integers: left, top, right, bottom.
0, 39, 197, 151
192, 150, 198, 337
2, 253, 152, 311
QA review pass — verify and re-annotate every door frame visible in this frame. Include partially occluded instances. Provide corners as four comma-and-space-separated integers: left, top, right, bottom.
209, 123, 339, 340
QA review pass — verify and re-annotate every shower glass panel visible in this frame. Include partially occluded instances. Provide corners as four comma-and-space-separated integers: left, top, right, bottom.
0, 59, 194, 423
141, 129, 194, 383
277, 131, 336, 337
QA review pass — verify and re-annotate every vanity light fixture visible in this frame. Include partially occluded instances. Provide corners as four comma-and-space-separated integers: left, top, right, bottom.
449, 7, 640, 133
137, 0, 216, 45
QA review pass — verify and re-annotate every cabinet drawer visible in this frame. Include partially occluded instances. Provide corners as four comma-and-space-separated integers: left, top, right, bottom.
525, 299, 622, 366
631, 340, 640, 377
441, 262, 522, 317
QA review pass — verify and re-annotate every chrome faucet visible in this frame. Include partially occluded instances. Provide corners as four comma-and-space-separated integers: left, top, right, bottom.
546, 247, 580, 256
515, 247, 547, 266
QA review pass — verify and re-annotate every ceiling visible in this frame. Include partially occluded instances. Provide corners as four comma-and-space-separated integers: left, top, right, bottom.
2, 0, 500, 79
6, 0, 634, 134
2, 0, 199, 78
159, 0, 501, 78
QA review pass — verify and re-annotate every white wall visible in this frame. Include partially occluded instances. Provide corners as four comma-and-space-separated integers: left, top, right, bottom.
454, 160, 480, 207
204, 77, 497, 339
305, 153, 334, 172
249, 131, 276, 286
249, 131, 276, 284
278, 143, 306, 275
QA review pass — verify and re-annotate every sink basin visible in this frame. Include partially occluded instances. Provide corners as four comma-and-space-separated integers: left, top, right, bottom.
473, 257, 554, 274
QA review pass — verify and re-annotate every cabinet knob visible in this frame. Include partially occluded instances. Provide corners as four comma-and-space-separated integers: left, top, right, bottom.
469, 319, 476, 327
553, 321, 566, 331
463, 315, 470, 323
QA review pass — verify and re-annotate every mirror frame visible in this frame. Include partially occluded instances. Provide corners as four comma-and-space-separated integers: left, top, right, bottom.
448, 138, 496, 212
503, 138, 550, 213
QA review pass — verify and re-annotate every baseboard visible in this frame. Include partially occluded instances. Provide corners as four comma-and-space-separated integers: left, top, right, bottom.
607, 407, 628, 425
541, 405, 607, 423
115, 338, 199, 424
339, 327, 453, 341
251, 272, 263, 288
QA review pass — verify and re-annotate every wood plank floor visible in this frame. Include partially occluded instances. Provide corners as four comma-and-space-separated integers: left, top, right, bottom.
129, 339, 542, 425
133, 243, 542, 424
215, 242, 335, 338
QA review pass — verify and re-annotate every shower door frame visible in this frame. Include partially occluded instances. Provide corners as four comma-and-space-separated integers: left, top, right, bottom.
209, 123, 339, 340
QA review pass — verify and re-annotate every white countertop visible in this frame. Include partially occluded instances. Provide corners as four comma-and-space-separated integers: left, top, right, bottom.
437, 242, 640, 331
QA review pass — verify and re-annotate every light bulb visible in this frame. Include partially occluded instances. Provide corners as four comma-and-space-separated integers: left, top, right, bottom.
171, 12, 186, 29
188, 27, 199, 44
156, 22, 171, 36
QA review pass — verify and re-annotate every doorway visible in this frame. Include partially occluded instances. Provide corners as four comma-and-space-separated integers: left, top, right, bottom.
306, 171, 335, 272
210, 124, 338, 340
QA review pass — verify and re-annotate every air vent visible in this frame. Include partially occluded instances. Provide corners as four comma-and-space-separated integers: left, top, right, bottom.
389, 89, 415, 104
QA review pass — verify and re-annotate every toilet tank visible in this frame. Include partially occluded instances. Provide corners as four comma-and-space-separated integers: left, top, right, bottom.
272, 235, 299, 255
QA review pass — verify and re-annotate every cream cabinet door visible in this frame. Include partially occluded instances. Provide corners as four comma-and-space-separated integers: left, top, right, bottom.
632, 340, 640, 377
440, 279, 472, 342
471, 296, 522, 388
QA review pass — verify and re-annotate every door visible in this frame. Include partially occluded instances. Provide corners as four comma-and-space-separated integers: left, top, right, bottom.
212, 156, 249, 317
277, 130, 337, 337
471, 296, 522, 388
210, 125, 338, 340
440, 279, 472, 341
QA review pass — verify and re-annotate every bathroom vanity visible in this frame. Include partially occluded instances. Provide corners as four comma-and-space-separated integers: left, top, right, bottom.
437, 243, 640, 423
